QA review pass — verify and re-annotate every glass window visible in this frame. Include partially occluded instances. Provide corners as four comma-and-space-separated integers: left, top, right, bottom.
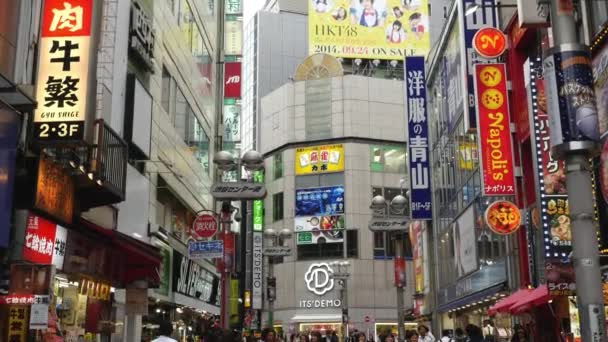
274, 152, 283, 180
273, 192, 284, 221
297, 241, 343, 260
347, 230, 358, 258
370, 145, 407, 173
295, 173, 345, 189
175, 87, 188, 139
161, 66, 171, 115
186, 114, 210, 174
589, 2, 608, 38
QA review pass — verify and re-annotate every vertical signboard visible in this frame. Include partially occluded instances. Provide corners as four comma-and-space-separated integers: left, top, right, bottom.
224, 19, 243, 56
34, 0, 94, 143
23, 213, 67, 269
527, 61, 574, 296
252, 232, 263, 309
224, 62, 241, 98
225, 0, 242, 15
459, 0, 499, 130
405, 56, 432, 220
473, 63, 516, 196
253, 171, 264, 232
7, 305, 29, 342
223, 104, 241, 142
155, 245, 171, 296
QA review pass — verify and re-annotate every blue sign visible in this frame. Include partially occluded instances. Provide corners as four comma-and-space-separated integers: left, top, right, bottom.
405, 56, 432, 220
188, 240, 224, 259
295, 186, 344, 217
460, 0, 498, 130
0, 107, 19, 248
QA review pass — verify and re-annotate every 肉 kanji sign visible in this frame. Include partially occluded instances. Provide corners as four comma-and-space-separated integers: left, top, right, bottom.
34, 0, 94, 143
22, 213, 68, 269
473, 63, 516, 196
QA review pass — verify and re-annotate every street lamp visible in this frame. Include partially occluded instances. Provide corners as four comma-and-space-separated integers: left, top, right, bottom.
213, 150, 265, 330
329, 261, 350, 342
368, 194, 409, 342
264, 228, 293, 329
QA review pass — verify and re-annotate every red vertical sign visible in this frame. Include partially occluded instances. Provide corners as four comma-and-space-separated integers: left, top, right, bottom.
394, 255, 406, 288
224, 62, 241, 98
474, 63, 516, 196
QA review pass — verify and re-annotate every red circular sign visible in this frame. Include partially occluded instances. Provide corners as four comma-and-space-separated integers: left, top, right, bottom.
192, 214, 218, 239
473, 27, 508, 59
484, 200, 522, 235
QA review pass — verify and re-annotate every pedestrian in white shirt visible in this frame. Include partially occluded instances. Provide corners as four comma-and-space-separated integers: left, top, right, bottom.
152, 321, 177, 342
417, 325, 435, 342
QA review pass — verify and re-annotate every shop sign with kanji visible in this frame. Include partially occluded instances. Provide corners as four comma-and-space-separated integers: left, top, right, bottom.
295, 144, 344, 176
405, 56, 432, 220
7, 305, 29, 342
34, 0, 94, 143
22, 213, 68, 269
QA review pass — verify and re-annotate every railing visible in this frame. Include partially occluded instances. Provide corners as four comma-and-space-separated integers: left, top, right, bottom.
90, 119, 127, 199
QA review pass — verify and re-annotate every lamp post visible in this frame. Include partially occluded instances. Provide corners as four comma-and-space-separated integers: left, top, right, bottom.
369, 194, 409, 342
329, 261, 350, 342
213, 150, 265, 330
263, 228, 292, 329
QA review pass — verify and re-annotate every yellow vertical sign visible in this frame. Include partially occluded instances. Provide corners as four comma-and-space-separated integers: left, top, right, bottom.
7, 305, 29, 342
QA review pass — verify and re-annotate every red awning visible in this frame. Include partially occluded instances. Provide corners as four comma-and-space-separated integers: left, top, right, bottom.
488, 288, 533, 316
510, 285, 551, 314
81, 220, 162, 287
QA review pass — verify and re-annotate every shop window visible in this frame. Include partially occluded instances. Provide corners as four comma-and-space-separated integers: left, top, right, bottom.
371, 145, 407, 173
273, 152, 283, 180
273, 192, 284, 221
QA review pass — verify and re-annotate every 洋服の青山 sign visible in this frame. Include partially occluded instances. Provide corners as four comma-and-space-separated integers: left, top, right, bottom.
473, 63, 516, 196
34, 0, 94, 143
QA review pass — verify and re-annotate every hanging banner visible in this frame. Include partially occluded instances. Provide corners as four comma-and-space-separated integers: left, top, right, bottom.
308, 0, 430, 60
410, 221, 424, 293
223, 105, 241, 142
473, 63, 516, 196
459, 0, 499, 130
295, 144, 344, 175
224, 62, 241, 98
23, 213, 68, 269
34, 0, 94, 143
405, 56, 432, 220
394, 255, 406, 288
252, 232, 263, 309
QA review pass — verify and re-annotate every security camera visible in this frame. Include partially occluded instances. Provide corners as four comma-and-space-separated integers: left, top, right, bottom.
233, 210, 242, 222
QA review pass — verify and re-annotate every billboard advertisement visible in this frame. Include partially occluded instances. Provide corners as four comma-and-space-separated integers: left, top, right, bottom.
296, 230, 344, 245
473, 63, 516, 196
405, 56, 432, 220
295, 215, 345, 232
295, 186, 345, 217
453, 204, 477, 278
224, 62, 241, 98
308, 0, 430, 60
295, 144, 344, 175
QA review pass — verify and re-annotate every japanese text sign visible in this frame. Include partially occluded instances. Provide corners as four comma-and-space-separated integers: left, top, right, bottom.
226, 0, 242, 14
23, 213, 67, 269
192, 214, 218, 239
253, 170, 264, 232
473, 63, 516, 196
405, 56, 432, 220
34, 0, 94, 143
473, 27, 507, 59
188, 240, 224, 259
8, 305, 29, 342
224, 62, 241, 98
295, 144, 344, 175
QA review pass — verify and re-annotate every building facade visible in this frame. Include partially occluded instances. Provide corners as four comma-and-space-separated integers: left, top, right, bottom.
256, 73, 421, 338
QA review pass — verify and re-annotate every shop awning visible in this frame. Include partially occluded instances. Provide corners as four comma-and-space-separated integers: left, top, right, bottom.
488, 288, 534, 315
437, 283, 505, 313
291, 314, 342, 322
509, 285, 551, 315
82, 220, 162, 287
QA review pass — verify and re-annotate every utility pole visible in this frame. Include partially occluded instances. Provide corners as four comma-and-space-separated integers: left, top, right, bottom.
547, 0, 606, 340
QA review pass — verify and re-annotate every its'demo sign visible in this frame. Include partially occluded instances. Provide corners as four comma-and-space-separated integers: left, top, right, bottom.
298, 263, 342, 308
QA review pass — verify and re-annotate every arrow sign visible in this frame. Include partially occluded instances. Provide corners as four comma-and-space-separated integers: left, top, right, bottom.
368, 217, 409, 232
263, 246, 292, 256
211, 182, 266, 200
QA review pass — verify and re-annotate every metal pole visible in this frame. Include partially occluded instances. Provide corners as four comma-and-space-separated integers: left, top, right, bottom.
221, 201, 232, 330
394, 235, 406, 342
267, 236, 275, 328
548, 1, 607, 340
342, 277, 348, 342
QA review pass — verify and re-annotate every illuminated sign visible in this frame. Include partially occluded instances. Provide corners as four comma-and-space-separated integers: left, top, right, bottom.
295, 144, 344, 175
308, 0, 430, 60
23, 213, 67, 269
473, 27, 507, 59
129, 1, 155, 70
253, 171, 264, 232
484, 200, 521, 235
79, 278, 111, 301
35, 156, 75, 224
8, 305, 28, 342
34, 0, 94, 142
252, 232, 263, 309
473, 63, 516, 196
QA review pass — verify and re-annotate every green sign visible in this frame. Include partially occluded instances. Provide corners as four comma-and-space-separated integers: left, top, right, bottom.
253, 171, 264, 232
155, 246, 171, 296
297, 232, 313, 244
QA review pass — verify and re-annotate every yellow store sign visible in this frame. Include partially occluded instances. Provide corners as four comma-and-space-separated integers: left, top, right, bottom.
295, 144, 344, 175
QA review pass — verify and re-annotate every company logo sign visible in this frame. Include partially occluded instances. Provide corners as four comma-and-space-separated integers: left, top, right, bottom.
192, 214, 218, 239
484, 200, 522, 235
473, 63, 516, 196
473, 27, 507, 59
304, 263, 334, 296
23, 213, 68, 269
224, 62, 241, 98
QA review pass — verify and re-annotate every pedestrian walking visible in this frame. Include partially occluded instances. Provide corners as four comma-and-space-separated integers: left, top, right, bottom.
417, 325, 435, 342
482, 320, 498, 342
440, 330, 453, 342
464, 324, 483, 342
405, 330, 419, 342
152, 321, 177, 342
453, 328, 466, 342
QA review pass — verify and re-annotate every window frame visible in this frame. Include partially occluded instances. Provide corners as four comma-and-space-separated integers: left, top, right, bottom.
272, 192, 284, 222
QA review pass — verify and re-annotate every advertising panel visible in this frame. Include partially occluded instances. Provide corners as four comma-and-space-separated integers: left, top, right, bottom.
223, 104, 240, 142
23, 213, 67, 269
527, 61, 574, 296
457, 139, 478, 170
308, 0, 430, 60
253, 170, 264, 232
296, 231, 344, 245
544, 48, 600, 148
295, 186, 345, 217
295, 215, 345, 232
453, 205, 477, 278
252, 232, 263, 309
295, 144, 344, 175
172, 251, 218, 303
224, 62, 241, 98
224, 19, 243, 56
459, 0, 499, 130
0, 107, 19, 248
473, 63, 516, 196
8, 305, 29, 342
34, 0, 94, 143
405, 56, 432, 220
